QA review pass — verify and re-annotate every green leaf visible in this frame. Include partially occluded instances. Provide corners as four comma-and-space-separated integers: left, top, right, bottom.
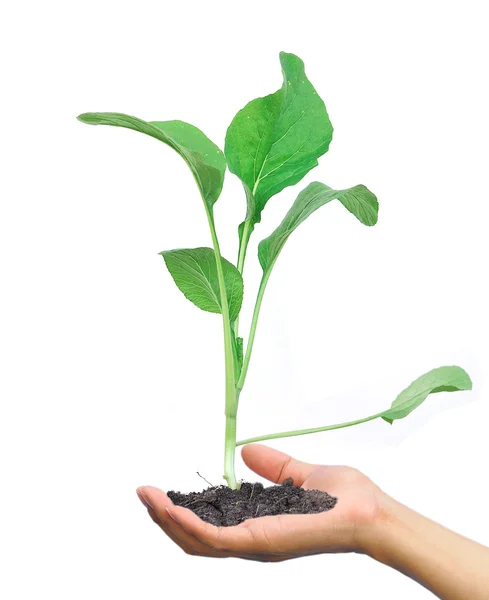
160, 248, 243, 322
381, 366, 473, 424
236, 336, 244, 370
77, 113, 226, 210
225, 52, 333, 226
258, 181, 378, 272
230, 332, 244, 380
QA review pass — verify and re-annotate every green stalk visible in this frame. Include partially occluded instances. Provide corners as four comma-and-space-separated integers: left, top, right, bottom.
236, 259, 276, 393
233, 219, 253, 336
204, 208, 238, 489
236, 412, 384, 446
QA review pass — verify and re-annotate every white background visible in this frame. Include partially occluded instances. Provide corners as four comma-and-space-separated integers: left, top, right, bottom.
1, 1, 488, 598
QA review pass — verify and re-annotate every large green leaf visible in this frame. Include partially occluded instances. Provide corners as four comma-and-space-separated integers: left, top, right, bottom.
258, 181, 378, 272
381, 366, 473, 424
225, 52, 333, 227
77, 113, 226, 210
160, 248, 243, 322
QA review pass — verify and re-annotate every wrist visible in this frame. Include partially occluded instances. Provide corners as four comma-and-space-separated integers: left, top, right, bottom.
354, 491, 405, 563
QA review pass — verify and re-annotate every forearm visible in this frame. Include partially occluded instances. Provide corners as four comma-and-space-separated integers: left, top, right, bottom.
362, 494, 489, 599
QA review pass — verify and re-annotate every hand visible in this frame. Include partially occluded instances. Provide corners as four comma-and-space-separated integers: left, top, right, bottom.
136, 444, 386, 561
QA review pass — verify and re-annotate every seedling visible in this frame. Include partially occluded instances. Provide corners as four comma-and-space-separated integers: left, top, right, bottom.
78, 52, 471, 490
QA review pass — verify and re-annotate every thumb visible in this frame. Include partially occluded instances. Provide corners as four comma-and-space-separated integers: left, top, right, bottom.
241, 444, 318, 486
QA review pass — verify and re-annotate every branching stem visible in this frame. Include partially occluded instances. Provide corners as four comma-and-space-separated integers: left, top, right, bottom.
233, 219, 253, 336
236, 412, 384, 446
236, 259, 276, 392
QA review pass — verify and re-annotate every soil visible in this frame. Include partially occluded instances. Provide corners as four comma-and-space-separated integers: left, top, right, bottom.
167, 478, 337, 527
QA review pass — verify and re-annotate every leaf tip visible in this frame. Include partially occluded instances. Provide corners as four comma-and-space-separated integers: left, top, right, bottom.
279, 50, 303, 68
439, 366, 473, 392
369, 212, 379, 227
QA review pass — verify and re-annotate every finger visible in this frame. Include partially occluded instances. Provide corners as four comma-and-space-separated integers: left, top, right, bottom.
137, 487, 228, 557
241, 444, 318, 486
138, 486, 253, 553
145, 506, 201, 555
138, 487, 259, 558
137, 486, 174, 510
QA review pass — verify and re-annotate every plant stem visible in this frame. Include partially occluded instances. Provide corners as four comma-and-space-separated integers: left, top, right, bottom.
224, 412, 237, 486
236, 412, 384, 446
233, 219, 253, 336
236, 262, 275, 392
204, 208, 238, 489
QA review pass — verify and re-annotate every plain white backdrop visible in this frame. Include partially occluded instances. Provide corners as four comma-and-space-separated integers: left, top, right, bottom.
1, 1, 488, 598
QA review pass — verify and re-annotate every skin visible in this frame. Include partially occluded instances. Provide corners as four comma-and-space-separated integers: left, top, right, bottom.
137, 444, 489, 599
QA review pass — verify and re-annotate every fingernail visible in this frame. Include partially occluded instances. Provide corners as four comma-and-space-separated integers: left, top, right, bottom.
165, 507, 179, 523
137, 488, 154, 510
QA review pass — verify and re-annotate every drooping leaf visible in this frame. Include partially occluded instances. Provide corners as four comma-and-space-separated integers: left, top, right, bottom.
235, 365, 472, 446
77, 113, 226, 210
381, 366, 473, 424
160, 248, 243, 321
258, 181, 378, 272
225, 52, 333, 229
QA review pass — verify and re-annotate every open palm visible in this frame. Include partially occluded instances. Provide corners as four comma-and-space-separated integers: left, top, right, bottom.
137, 444, 384, 561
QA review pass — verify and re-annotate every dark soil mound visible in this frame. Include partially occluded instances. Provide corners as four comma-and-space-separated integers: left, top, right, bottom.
167, 478, 337, 526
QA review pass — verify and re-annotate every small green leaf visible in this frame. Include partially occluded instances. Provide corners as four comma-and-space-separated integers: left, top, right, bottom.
77, 113, 226, 210
236, 337, 244, 369
160, 248, 243, 322
258, 181, 378, 272
381, 366, 473, 424
231, 332, 244, 380
225, 52, 333, 228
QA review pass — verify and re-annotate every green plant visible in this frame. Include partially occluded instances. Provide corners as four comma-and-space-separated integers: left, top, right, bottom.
78, 52, 472, 489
